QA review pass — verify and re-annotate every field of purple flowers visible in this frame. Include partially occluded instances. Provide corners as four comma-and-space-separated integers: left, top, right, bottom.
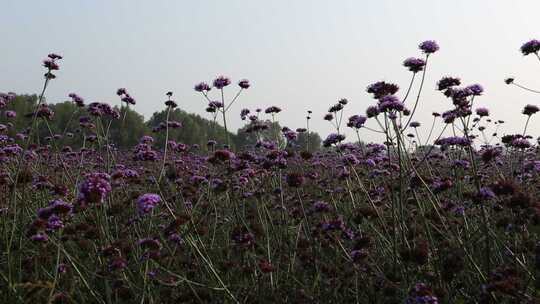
2, 39, 540, 303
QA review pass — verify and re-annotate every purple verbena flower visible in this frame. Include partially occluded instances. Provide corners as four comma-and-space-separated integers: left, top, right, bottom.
419, 40, 439, 54
520, 39, 540, 55
213, 76, 231, 89
137, 193, 161, 215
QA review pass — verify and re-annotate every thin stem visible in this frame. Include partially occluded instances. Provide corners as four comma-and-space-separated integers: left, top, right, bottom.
423, 116, 437, 146
224, 88, 243, 112
403, 54, 429, 131
159, 106, 172, 181
220, 89, 230, 147
523, 115, 531, 136
511, 82, 540, 94
402, 72, 416, 104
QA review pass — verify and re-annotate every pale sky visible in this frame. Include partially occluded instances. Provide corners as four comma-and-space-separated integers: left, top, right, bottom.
2, 0, 540, 143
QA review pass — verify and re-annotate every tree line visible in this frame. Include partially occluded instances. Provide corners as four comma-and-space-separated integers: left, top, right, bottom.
0, 94, 322, 151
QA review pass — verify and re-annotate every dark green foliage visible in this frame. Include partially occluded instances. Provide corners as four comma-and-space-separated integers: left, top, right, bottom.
146, 108, 234, 149
1, 94, 322, 151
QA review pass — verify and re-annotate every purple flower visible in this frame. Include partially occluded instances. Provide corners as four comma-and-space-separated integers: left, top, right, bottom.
378, 95, 406, 112
68, 93, 85, 107
213, 76, 231, 89
480, 146, 501, 163
437, 76, 461, 91
168, 233, 184, 245
137, 193, 161, 215
403, 57, 426, 73
78, 173, 112, 204
212, 149, 235, 161
194, 82, 211, 92
328, 103, 344, 113
405, 283, 439, 304
312, 201, 330, 213
48, 53, 63, 60
366, 106, 380, 118
477, 187, 496, 201
116, 88, 127, 96
467, 84, 484, 96
347, 115, 367, 129
57, 263, 67, 274
283, 130, 298, 141
342, 154, 360, 165
511, 138, 531, 149
121, 93, 136, 105
323, 133, 346, 147
441, 110, 457, 124
140, 135, 154, 144
523, 104, 539, 116
31, 232, 49, 242
265, 106, 282, 114
208, 101, 224, 109
108, 258, 127, 271
434, 136, 471, 147
476, 107, 489, 117
520, 39, 540, 55
240, 108, 250, 120
238, 79, 250, 89
419, 40, 439, 54
38, 199, 72, 220
47, 215, 64, 230
366, 81, 399, 99
43, 59, 59, 70
36, 105, 54, 120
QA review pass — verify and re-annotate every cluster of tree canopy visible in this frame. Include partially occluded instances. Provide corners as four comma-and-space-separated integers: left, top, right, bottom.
1, 94, 322, 151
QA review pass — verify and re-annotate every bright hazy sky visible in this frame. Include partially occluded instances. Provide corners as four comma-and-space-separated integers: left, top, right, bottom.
2, 0, 540, 143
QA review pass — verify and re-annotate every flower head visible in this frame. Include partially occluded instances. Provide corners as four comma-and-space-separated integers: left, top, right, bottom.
419, 40, 439, 54
366, 81, 399, 99
437, 76, 461, 91
347, 115, 367, 129
520, 39, 540, 55
194, 82, 211, 92
523, 104, 539, 116
323, 133, 346, 147
137, 193, 161, 215
403, 57, 426, 73
476, 107, 489, 117
366, 105, 380, 118
265, 106, 282, 114
467, 84, 484, 96
213, 76, 231, 89
238, 79, 250, 89
378, 95, 406, 112
78, 173, 112, 204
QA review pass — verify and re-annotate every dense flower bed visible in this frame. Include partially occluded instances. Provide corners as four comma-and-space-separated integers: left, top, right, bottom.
1, 40, 540, 303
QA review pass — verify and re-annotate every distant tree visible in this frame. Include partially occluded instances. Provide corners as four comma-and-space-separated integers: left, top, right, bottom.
234, 120, 283, 149
146, 108, 235, 150
108, 106, 149, 148
1, 93, 322, 152
296, 131, 322, 151
235, 119, 322, 151
0, 94, 38, 135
